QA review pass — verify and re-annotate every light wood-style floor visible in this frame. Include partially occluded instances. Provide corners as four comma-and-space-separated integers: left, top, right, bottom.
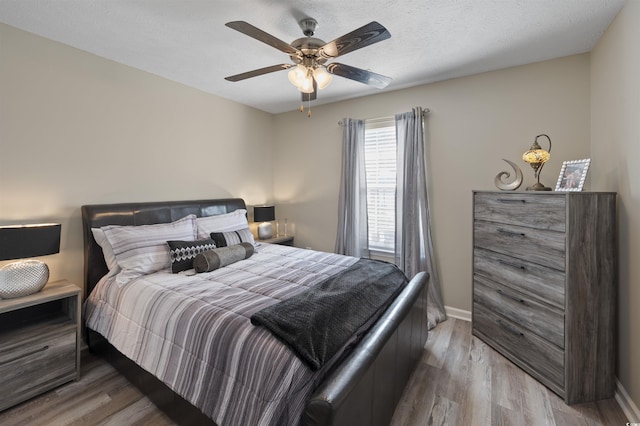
391, 318, 628, 426
0, 318, 628, 425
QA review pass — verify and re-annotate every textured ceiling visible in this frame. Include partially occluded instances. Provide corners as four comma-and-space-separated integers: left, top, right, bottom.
0, 0, 624, 114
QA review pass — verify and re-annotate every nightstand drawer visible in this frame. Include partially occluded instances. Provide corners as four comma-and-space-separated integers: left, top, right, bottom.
474, 220, 565, 271
0, 323, 76, 410
473, 304, 564, 395
0, 320, 76, 411
0, 280, 81, 411
474, 192, 566, 231
474, 274, 564, 347
473, 247, 565, 308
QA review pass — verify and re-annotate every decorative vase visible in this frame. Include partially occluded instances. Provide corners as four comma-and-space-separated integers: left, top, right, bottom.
258, 222, 273, 239
0, 260, 49, 299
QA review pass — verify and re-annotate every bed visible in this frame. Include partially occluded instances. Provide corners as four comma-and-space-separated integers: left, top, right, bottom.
81, 198, 429, 426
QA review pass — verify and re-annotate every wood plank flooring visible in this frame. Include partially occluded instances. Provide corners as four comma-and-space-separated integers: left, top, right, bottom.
0, 351, 175, 426
0, 318, 628, 425
391, 318, 628, 426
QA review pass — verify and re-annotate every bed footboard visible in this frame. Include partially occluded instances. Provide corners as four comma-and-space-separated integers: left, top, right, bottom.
302, 271, 429, 426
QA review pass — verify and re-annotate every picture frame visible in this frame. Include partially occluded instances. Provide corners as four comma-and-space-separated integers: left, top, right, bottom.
555, 159, 590, 191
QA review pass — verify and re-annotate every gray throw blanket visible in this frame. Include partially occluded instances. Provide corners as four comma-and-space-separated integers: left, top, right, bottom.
250, 258, 408, 370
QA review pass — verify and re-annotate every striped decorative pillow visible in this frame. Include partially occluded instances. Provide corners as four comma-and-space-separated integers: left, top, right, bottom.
210, 228, 256, 248
102, 214, 197, 285
195, 209, 248, 239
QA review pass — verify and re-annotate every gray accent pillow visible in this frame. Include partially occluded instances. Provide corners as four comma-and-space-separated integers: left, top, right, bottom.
193, 243, 254, 273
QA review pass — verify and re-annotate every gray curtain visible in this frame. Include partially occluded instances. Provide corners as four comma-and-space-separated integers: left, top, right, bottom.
395, 107, 446, 329
335, 118, 369, 257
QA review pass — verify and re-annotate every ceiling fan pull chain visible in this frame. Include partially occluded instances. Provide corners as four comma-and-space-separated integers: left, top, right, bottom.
308, 97, 311, 118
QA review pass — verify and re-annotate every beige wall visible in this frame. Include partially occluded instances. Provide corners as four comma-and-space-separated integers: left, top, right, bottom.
0, 24, 276, 291
591, 0, 640, 415
273, 54, 591, 314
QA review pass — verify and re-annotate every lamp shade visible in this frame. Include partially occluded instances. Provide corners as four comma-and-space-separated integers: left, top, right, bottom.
254, 206, 275, 223
0, 223, 61, 261
288, 65, 307, 88
313, 67, 333, 90
522, 142, 551, 164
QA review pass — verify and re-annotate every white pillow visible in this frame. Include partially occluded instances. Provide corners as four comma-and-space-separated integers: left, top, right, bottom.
102, 214, 197, 286
195, 209, 249, 239
91, 227, 118, 272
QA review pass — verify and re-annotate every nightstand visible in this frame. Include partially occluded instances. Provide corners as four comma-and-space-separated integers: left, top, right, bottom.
0, 280, 81, 411
259, 235, 294, 246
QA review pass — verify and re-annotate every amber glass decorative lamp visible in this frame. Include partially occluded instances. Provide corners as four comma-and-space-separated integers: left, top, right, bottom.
522, 134, 552, 191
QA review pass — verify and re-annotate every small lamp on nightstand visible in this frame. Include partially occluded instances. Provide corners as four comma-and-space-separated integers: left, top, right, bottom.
0, 223, 61, 299
254, 206, 275, 240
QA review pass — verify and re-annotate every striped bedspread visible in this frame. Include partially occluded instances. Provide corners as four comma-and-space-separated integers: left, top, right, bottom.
83, 244, 357, 426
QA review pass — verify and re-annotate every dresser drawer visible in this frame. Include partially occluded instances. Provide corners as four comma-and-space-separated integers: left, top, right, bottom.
473, 304, 564, 395
474, 247, 565, 308
474, 274, 564, 347
474, 220, 565, 271
0, 321, 77, 411
474, 192, 566, 231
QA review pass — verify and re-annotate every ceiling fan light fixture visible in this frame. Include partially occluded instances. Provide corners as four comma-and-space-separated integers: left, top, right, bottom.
313, 66, 333, 90
287, 64, 307, 88
299, 72, 315, 93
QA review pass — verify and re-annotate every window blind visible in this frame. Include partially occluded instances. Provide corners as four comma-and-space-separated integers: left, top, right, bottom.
364, 117, 396, 253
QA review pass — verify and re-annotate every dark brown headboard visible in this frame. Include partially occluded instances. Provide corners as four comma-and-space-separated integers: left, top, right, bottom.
81, 198, 246, 298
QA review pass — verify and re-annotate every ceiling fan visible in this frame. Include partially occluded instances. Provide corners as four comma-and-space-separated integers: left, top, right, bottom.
224, 18, 392, 108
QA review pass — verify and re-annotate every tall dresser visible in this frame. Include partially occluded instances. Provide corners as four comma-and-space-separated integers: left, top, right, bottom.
472, 191, 616, 404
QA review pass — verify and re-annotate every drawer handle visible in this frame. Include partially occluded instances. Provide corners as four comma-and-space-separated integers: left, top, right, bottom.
496, 289, 525, 304
497, 228, 526, 237
497, 198, 526, 203
498, 259, 526, 271
1, 345, 50, 366
497, 319, 524, 337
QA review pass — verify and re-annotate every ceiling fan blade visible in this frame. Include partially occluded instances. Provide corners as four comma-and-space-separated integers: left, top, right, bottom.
326, 63, 391, 89
225, 64, 293, 82
319, 21, 391, 59
226, 21, 300, 55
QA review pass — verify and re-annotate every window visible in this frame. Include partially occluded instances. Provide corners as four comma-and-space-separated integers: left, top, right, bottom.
364, 117, 396, 253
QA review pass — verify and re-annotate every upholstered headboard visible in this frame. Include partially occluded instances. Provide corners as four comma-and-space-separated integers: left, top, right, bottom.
81, 198, 246, 298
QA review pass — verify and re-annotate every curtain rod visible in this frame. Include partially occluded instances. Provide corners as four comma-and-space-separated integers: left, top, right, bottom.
338, 108, 430, 126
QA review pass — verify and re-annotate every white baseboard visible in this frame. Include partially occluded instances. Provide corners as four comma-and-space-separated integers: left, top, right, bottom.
445, 305, 471, 322
616, 378, 640, 422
